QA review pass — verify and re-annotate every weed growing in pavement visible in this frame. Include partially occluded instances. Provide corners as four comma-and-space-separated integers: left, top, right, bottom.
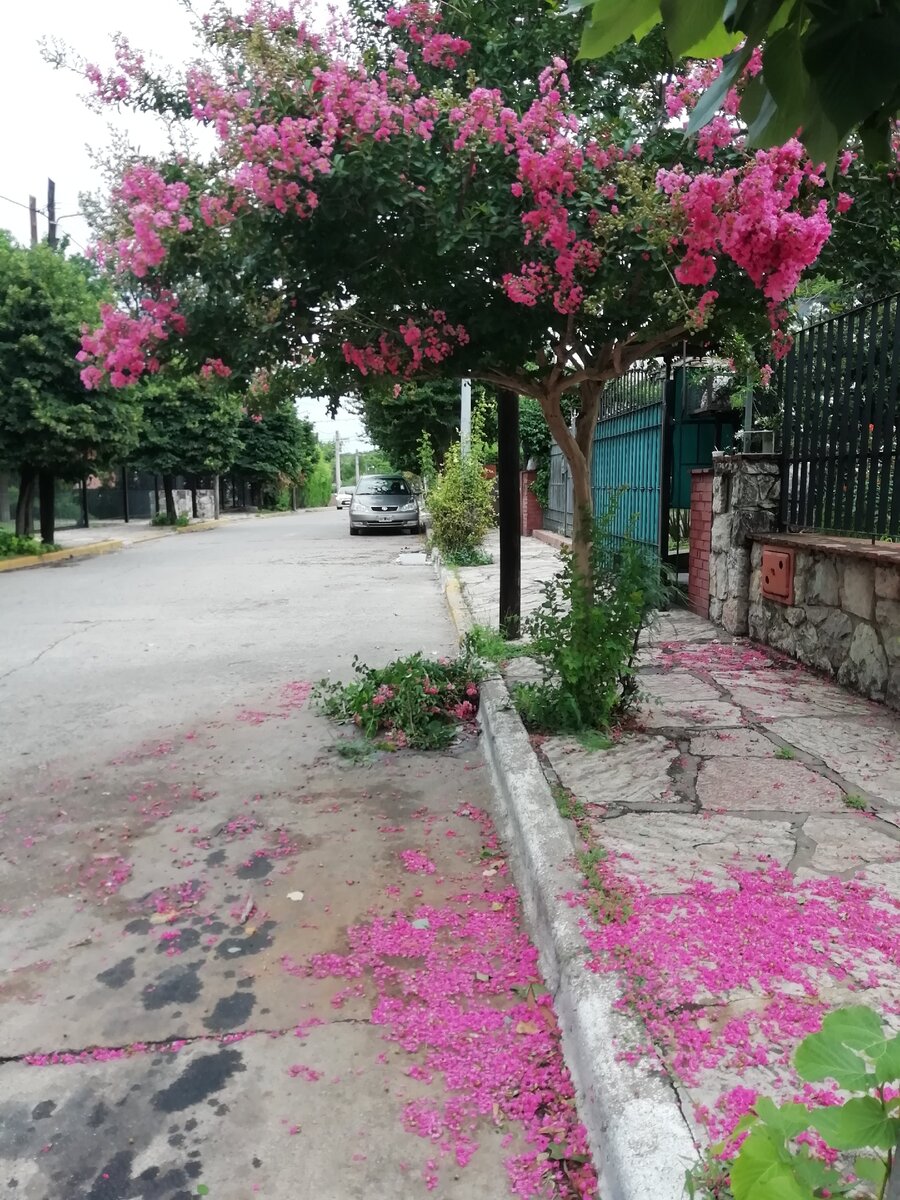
576, 729, 613, 751
774, 745, 796, 760
314, 650, 484, 750
512, 500, 667, 734
332, 739, 377, 762
551, 783, 584, 822
685, 1152, 734, 1200
465, 623, 533, 664
842, 793, 868, 810
442, 546, 493, 567
577, 845, 632, 924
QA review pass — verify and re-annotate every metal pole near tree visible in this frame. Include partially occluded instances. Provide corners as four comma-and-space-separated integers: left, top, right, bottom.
460, 379, 472, 460
497, 389, 521, 639
334, 431, 341, 492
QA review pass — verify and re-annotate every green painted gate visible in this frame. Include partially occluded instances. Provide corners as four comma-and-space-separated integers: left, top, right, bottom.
588, 365, 740, 562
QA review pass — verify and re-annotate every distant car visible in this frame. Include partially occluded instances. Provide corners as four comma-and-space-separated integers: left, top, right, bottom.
349, 475, 422, 535
335, 486, 355, 509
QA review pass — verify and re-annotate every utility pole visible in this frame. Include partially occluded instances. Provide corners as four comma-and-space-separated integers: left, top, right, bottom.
47, 179, 57, 250
460, 379, 472, 459
497, 389, 521, 639
355, 451, 360, 485
29, 196, 38, 247
334, 431, 342, 492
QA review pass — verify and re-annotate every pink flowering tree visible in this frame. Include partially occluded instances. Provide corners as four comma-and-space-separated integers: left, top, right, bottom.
73, 1, 838, 583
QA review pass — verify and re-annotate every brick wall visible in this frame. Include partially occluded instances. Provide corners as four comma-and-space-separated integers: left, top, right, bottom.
520, 469, 543, 537
688, 469, 713, 617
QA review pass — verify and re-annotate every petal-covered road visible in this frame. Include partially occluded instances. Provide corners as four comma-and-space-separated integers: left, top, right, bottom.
0, 513, 594, 1200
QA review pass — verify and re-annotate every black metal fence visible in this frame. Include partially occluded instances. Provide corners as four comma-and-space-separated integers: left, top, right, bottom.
780, 293, 900, 540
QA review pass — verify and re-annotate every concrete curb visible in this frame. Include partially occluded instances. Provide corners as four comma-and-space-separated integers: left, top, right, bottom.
431, 549, 697, 1200
533, 528, 572, 551
0, 539, 123, 573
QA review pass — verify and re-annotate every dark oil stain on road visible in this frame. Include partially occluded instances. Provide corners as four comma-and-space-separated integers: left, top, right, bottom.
151, 1047, 245, 1113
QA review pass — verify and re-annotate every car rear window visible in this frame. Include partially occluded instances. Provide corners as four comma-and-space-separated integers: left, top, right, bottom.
357, 477, 411, 496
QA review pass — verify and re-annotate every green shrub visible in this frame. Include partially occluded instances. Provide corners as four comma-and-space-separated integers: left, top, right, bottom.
428, 407, 495, 558
314, 650, 484, 749
512, 500, 667, 733
0, 531, 59, 558
151, 512, 189, 527
298, 454, 332, 507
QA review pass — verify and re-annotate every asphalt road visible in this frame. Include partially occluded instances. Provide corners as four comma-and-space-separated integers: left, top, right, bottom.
0, 511, 583, 1200
1, 509, 449, 786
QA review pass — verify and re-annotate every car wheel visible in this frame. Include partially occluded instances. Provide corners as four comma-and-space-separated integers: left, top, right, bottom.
350, 527, 359, 536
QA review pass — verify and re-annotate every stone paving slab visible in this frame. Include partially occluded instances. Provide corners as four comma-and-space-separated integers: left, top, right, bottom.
459, 537, 900, 1159
543, 735, 682, 809
762, 716, 900, 803
696, 757, 847, 813
594, 812, 797, 893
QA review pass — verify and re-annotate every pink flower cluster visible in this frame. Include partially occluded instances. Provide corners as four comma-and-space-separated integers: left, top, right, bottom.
385, 2, 471, 69
658, 140, 831, 342
78, 292, 185, 389
100, 164, 193, 279
342, 312, 469, 378
84, 35, 145, 106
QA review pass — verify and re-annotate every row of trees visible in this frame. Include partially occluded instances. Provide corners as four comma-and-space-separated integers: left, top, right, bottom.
0, 233, 325, 539
65, 0, 900, 588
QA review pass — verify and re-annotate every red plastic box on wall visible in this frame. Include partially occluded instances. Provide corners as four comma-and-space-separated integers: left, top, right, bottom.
761, 546, 795, 605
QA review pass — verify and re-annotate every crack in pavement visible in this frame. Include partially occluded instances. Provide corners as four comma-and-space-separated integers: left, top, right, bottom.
0, 623, 100, 684
0, 1016, 375, 1069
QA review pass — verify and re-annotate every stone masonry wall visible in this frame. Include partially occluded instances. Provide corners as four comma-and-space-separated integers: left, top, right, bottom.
749, 544, 900, 710
708, 454, 781, 635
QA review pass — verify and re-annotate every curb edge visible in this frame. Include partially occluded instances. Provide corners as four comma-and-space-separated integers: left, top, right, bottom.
431, 547, 697, 1200
0, 539, 124, 573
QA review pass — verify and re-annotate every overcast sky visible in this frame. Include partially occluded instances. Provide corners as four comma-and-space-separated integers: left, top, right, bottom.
0, 0, 370, 449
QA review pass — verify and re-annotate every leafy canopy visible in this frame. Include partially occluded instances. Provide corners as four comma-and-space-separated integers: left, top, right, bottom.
572, 0, 900, 169
0, 231, 140, 477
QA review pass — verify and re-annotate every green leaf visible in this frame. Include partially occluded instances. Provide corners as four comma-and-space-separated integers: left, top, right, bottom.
684, 23, 742, 57
729, 1128, 811, 1200
762, 25, 808, 122
754, 1098, 812, 1140
808, 1099, 899, 1152
821, 1006, 886, 1053
874, 1033, 900, 1085
853, 1155, 888, 1187
660, 0, 725, 57
795, 1016, 878, 1090
578, 0, 660, 59
803, 8, 900, 144
686, 45, 751, 132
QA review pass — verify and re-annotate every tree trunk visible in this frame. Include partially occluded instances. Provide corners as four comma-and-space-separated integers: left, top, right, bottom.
0, 470, 10, 524
15, 466, 36, 537
38, 470, 56, 544
162, 475, 176, 522
539, 382, 603, 590
189, 478, 198, 519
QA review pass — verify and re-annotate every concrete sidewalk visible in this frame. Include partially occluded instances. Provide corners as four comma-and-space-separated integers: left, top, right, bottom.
452, 534, 900, 1159
53, 509, 301, 550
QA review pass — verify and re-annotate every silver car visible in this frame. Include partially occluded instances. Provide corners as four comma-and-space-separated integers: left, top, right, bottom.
335, 485, 355, 508
349, 475, 422, 535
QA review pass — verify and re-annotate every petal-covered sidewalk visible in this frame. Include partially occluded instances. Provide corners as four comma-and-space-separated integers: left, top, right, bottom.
456, 538, 900, 1151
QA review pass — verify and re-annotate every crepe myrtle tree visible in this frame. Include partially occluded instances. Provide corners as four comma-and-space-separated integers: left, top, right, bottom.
74, 0, 837, 586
